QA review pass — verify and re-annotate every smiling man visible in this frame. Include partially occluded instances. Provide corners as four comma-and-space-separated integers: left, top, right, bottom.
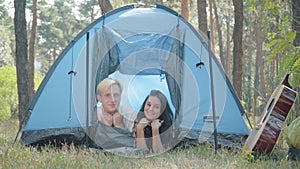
96, 78, 137, 132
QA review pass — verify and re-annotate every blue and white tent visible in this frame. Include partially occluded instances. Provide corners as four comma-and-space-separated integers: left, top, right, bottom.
19, 4, 249, 148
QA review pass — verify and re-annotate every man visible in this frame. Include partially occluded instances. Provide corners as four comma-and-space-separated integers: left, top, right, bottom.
96, 78, 136, 132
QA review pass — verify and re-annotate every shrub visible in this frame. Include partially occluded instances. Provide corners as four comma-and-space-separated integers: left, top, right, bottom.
0, 66, 17, 121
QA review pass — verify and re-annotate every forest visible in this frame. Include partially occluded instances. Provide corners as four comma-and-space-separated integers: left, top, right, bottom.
0, 0, 300, 167
2, 0, 299, 126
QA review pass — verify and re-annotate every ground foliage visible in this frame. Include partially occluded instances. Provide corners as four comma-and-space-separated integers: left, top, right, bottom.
1, 120, 299, 169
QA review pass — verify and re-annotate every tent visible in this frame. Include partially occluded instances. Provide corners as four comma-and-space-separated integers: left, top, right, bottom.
17, 4, 250, 149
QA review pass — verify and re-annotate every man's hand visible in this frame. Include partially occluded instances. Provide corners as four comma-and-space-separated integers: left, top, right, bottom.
101, 112, 113, 126
112, 112, 124, 128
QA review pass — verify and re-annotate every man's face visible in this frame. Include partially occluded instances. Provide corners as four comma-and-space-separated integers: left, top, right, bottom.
98, 84, 121, 114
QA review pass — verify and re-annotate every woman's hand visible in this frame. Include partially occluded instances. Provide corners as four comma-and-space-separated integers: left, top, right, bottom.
137, 118, 151, 129
136, 118, 150, 149
151, 119, 164, 130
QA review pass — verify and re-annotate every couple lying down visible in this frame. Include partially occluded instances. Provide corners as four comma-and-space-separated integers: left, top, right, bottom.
90, 78, 174, 154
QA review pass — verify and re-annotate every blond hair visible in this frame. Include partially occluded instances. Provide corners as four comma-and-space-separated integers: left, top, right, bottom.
97, 78, 122, 95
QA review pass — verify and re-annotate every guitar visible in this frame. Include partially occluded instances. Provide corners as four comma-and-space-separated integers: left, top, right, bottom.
243, 74, 298, 154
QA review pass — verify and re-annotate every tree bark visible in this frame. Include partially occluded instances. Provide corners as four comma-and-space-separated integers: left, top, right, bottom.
232, 0, 243, 99
292, 0, 300, 46
270, 14, 280, 92
181, 0, 190, 20
246, 10, 254, 118
197, 0, 208, 39
14, 0, 30, 122
212, 0, 224, 67
225, 8, 231, 80
29, 0, 37, 100
97, 0, 112, 15
253, 44, 259, 118
291, 0, 300, 118
208, 0, 215, 52
256, 13, 266, 99
91, 0, 97, 22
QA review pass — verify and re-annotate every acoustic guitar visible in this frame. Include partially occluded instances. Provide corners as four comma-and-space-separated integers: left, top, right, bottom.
243, 74, 298, 154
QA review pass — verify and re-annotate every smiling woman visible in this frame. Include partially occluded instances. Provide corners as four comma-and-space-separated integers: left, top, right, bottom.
135, 90, 174, 153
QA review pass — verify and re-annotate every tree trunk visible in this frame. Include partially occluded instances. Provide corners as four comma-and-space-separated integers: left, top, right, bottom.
212, 0, 224, 67
144, 0, 149, 6
253, 11, 260, 117
225, 8, 231, 80
197, 0, 208, 39
97, 0, 112, 15
29, 0, 37, 100
292, 0, 300, 46
181, 0, 190, 20
256, 14, 266, 99
14, 0, 30, 123
291, 0, 300, 119
246, 10, 254, 118
232, 0, 243, 99
208, 0, 215, 52
270, 14, 280, 92
253, 62, 259, 119
91, 0, 97, 22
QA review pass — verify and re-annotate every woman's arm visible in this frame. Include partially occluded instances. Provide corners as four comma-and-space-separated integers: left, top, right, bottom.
135, 118, 149, 149
151, 119, 164, 153
136, 125, 147, 149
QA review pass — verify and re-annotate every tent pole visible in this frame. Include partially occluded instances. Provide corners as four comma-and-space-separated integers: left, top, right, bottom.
85, 32, 90, 147
207, 31, 218, 154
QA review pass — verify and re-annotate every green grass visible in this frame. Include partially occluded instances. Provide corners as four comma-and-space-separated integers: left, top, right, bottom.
1, 120, 299, 169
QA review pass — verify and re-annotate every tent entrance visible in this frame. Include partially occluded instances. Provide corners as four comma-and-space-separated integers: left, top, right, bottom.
109, 71, 176, 114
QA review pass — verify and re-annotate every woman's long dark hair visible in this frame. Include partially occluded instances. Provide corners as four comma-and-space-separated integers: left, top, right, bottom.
135, 90, 174, 149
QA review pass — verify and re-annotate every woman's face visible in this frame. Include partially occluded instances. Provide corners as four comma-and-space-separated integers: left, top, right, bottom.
144, 95, 162, 121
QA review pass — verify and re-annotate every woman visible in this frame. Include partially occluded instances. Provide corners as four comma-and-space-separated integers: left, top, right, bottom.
135, 90, 174, 153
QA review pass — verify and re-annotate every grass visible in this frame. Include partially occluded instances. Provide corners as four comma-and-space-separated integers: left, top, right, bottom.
1, 120, 300, 169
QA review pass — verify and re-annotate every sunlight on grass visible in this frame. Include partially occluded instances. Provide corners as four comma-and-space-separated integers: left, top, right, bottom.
1, 120, 300, 169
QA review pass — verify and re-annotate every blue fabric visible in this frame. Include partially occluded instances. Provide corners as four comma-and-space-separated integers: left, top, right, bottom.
22, 5, 249, 146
